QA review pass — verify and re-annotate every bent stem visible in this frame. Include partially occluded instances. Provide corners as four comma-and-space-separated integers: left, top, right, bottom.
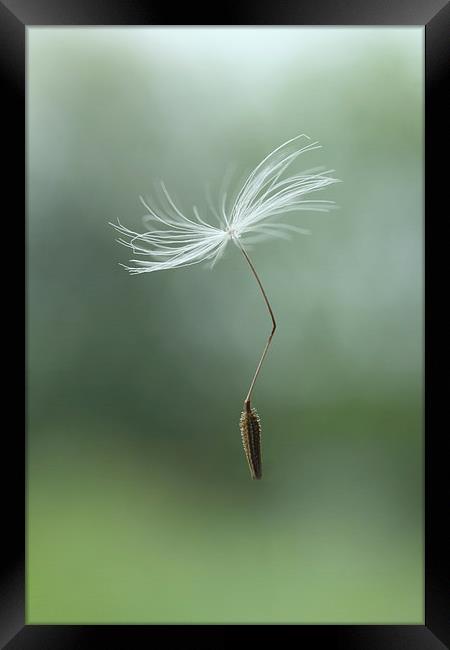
235, 239, 277, 409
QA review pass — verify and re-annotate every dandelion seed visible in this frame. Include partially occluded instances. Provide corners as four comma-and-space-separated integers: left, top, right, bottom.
110, 134, 340, 479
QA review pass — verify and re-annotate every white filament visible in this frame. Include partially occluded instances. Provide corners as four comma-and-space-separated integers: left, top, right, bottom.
110, 134, 340, 274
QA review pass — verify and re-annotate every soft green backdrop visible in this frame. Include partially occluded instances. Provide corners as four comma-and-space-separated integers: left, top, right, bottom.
27, 27, 423, 623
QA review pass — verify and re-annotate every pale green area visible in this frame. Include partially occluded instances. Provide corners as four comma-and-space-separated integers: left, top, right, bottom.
27, 27, 423, 623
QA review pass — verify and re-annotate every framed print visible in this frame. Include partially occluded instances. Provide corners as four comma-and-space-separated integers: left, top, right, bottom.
2, 0, 449, 646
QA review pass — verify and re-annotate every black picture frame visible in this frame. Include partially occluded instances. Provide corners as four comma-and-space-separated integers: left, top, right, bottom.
3, 0, 448, 647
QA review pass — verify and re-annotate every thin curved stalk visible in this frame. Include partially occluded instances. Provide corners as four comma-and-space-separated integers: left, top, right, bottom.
235, 240, 277, 407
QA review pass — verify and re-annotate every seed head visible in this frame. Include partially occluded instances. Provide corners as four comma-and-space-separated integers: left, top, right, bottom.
239, 404, 262, 480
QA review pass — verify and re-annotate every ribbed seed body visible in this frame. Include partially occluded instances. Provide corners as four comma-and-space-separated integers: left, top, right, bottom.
239, 405, 262, 480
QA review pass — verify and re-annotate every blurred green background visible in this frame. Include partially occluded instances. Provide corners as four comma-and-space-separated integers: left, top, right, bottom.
27, 28, 423, 623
